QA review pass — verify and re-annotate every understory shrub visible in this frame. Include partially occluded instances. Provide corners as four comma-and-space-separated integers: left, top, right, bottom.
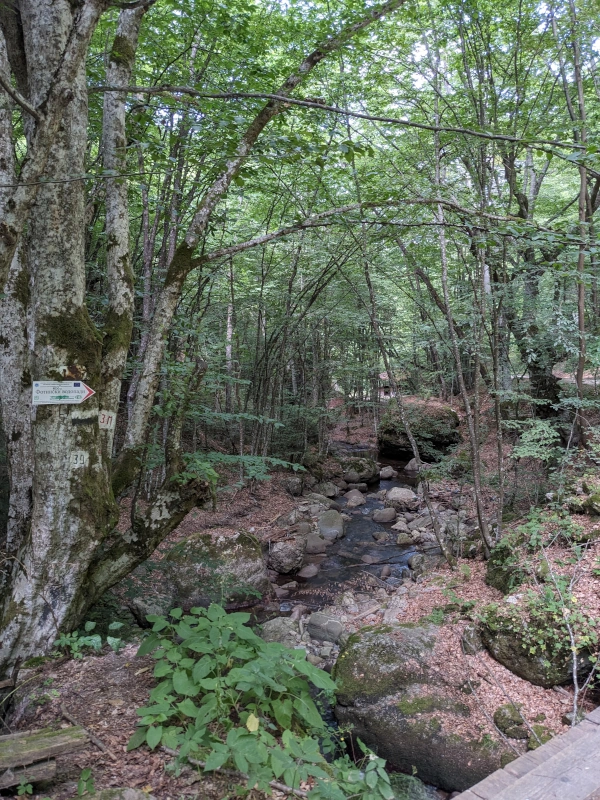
129, 604, 394, 799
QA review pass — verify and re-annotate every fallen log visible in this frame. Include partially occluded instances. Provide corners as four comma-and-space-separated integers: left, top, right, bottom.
0, 725, 89, 789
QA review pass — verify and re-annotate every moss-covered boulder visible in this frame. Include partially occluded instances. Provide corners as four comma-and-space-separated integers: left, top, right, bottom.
493, 703, 528, 739
378, 399, 460, 461
480, 602, 593, 687
340, 456, 379, 484
334, 626, 511, 791
118, 531, 270, 622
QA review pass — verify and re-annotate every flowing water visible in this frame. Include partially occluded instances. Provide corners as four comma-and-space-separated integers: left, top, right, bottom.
277, 456, 421, 610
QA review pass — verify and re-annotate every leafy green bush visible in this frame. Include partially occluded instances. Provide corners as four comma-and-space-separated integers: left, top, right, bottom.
129, 604, 394, 799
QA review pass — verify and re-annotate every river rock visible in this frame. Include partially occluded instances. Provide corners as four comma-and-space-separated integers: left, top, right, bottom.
307, 612, 344, 643
334, 625, 511, 791
391, 518, 410, 533
408, 553, 426, 576
302, 492, 341, 510
318, 509, 346, 541
156, 531, 270, 610
284, 476, 304, 496
373, 507, 396, 523
345, 489, 366, 508
260, 616, 299, 647
385, 487, 419, 511
396, 532, 413, 545
306, 532, 327, 554
266, 528, 308, 574
346, 482, 368, 492
298, 563, 320, 578
379, 465, 397, 480
314, 481, 340, 498
341, 457, 379, 484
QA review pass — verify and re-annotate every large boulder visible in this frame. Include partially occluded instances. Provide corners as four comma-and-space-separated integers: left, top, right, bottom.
120, 531, 270, 619
479, 601, 593, 687
314, 480, 340, 498
340, 457, 379, 484
378, 399, 460, 461
266, 525, 309, 573
334, 626, 511, 792
385, 487, 419, 511
318, 509, 346, 541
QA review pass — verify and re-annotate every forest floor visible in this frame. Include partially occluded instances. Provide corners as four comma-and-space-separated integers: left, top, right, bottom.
5, 402, 600, 799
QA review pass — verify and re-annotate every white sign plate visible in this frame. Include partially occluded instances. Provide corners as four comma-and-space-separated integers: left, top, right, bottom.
70, 451, 89, 468
98, 410, 116, 431
32, 381, 95, 405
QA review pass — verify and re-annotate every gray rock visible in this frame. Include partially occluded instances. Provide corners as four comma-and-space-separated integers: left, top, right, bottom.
493, 704, 528, 739
379, 465, 398, 480
318, 509, 346, 541
306, 532, 327, 554
385, 487, 419, 511
396, 532, 413, 546
297, 563, 320, 578
158, 531, 270, 609
345, 489, 366, 508
266, 529, 308, 574
260, 616, 299, 646
341, 457, 379, 484
391, 519, 410, 533
408, 553, 426, 576
343, 470, 360, 484
284, 476, 304, 496
307, 612, 344, 643
372, 530, 389, 542
335, 625, 511, 791
314, 481, 340, 498
373, 507, 397, 523
302, 492, 341, 510
128, 596, 173, 627
461, 624, 484, 655
480, 613, 593, 687
346, 482, 368, 491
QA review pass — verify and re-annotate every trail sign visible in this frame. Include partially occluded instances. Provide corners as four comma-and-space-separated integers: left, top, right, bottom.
32, 381, 96, 405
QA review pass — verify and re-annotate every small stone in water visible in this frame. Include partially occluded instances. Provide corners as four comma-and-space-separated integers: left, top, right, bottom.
298, 563, 320, 578
279, 602, 293, 612
361, 554, 379, 564
381, 565, 391, 578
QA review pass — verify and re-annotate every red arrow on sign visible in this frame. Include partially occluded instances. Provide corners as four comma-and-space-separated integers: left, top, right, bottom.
78, 383, 95, 403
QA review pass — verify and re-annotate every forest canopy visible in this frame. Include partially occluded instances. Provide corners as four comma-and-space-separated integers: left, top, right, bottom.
0, 0, 599, 676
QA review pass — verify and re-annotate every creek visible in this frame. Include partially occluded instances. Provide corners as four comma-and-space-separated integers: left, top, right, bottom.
276, 454, 423, 611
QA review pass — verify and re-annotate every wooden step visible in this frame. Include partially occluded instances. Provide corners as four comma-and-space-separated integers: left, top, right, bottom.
454, 708, 600, 800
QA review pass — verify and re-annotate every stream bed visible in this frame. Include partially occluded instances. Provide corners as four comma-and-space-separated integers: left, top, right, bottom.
275, 459, 424, 611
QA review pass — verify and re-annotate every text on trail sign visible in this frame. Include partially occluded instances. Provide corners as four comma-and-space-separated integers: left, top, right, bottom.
32, 381, 96, 405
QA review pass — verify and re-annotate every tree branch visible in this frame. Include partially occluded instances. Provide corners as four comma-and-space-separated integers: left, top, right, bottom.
0, 70, 41, 121
90, 85, 586, 153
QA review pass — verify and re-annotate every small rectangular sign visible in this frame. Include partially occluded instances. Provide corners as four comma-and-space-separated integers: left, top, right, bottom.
98, 410, 116, 431
32, 381, 95, 405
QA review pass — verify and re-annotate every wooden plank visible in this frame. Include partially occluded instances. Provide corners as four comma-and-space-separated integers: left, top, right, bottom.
493, 725, 600, 800
0, 726, 88, 769
504, 751, 545, 779
586, 707, 600, 725
0, 759, 56, 789
452, 791, 480, 800
463, 768, 516, 798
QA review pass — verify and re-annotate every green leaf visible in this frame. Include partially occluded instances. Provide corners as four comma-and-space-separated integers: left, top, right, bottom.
172, 669, 199, 696
204, 746, 230, 771
146, 725, 163, 750
127, 727, 148, 751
